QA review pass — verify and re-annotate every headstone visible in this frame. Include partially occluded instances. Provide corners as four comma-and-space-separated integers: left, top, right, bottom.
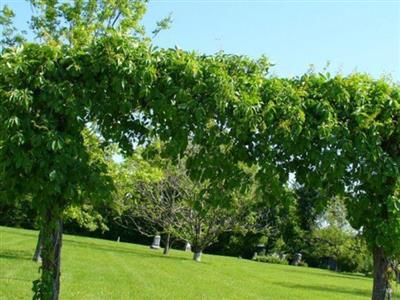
292, 253, 302, 266
150, 235, 161, 249
117, 236, 120, 243
184, 242, 191, 252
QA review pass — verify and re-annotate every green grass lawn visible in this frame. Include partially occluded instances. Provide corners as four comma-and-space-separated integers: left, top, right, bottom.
0, 226, 396, 300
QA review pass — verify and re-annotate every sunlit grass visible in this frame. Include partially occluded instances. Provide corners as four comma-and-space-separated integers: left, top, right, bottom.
0, 226, 384, 300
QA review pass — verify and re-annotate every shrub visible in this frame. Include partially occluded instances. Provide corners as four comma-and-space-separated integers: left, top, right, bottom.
254, 255, 288, 265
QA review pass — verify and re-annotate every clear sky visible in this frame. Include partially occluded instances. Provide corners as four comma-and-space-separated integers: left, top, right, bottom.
4, 0, 400, 80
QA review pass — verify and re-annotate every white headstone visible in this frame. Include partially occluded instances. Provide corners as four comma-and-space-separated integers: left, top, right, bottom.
150, 235, 161, 249
185, 242, 191, 252
293, 253, 302, 266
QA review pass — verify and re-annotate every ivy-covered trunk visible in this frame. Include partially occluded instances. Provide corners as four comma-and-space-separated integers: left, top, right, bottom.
34, 207, 63, 300
372, 246, 392, 300
32, 229, 43, 262
163, 233, 171, 255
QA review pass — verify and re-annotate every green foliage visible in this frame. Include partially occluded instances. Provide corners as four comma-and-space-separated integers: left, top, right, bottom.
287, 74, 400, 257
295, 186, 327, 232
309, 225, 372, 273
265, 194, 373, 274
0, 196, 36, 228
152, 13, 173, 37
64, 204, 108, 232
28, 0, 148, 47
253, 254, 289, 265
0, 44, 113, 211
0, 128, 113, 235
0, 6, 26, 48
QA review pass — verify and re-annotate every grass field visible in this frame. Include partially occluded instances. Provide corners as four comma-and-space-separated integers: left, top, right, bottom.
0, 226, 396, 300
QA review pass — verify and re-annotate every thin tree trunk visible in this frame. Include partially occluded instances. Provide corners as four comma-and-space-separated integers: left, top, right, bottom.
372, 246, 392, 300
32, 229, 43, 262
36, 208, 63, 300
193, 221, 201, 262
163, 233, 171, 255
193, 250, 202, 262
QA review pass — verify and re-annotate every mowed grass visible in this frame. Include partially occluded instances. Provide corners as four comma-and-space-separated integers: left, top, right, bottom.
0, 226, 384, 300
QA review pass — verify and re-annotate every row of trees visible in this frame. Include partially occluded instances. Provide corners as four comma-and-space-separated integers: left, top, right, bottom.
1, 1, 399, 300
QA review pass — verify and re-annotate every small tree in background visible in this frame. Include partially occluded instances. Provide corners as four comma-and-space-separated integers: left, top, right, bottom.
175, 201, 263, 262
172, 174, 270, 262
118, 172, 187, 255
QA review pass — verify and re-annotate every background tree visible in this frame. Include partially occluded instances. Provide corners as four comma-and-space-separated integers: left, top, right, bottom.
132, 174, 185, 254
169, 171, 269, 262
294, 186, 327, 232
116, 157, 184, 255
309, 225, 371, 273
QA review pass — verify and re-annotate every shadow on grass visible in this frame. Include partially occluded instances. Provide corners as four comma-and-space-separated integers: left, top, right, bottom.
63, 238, 192, 263
272, 281, 371, 298
0, 249, 32, 261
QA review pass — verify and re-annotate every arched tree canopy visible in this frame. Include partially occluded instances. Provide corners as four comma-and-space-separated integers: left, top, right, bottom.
1, 33, 399, 258
285, 74, 400, 255
0, 34, 269, 210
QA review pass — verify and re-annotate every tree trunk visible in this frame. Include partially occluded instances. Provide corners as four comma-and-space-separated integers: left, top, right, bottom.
193, 221, 202, 262
35, 208, 63, 300
371, 246, 392, 300
32, 229, 43, 262
193, 250, 202, 262
163, 233, 171, 255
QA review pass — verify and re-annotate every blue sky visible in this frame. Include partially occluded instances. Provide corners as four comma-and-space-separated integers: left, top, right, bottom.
4, 0, 400, 80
